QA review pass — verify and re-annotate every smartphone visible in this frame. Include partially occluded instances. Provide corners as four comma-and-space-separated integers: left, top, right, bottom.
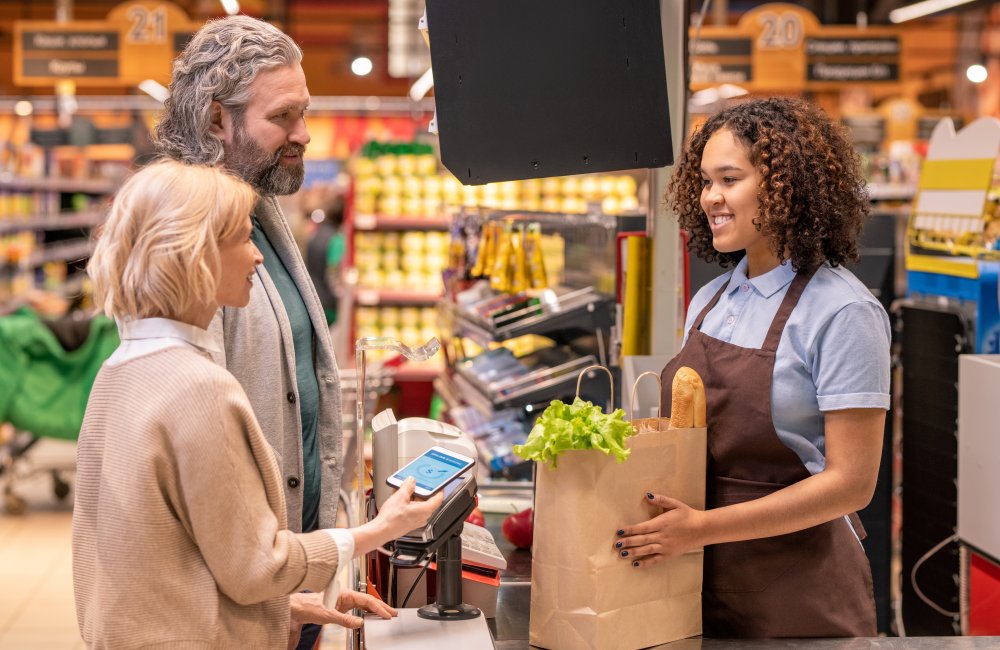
386, 446, 476, 498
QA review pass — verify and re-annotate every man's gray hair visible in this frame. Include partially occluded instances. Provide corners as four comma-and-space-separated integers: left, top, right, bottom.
154, 15, 302, 165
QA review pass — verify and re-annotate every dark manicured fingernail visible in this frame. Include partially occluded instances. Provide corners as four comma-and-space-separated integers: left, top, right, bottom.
616, 529, 625, 536
632, 560, 640, 567
646, 492, 654, 500
615, 541, 623, 549
620, 550, 629, 557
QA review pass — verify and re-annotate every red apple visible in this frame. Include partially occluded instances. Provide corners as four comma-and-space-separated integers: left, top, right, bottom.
502, 507, 534, 549
466, 507, 485, 527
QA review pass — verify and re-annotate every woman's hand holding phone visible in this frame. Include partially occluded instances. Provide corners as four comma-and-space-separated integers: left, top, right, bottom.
350, 477, 443, 557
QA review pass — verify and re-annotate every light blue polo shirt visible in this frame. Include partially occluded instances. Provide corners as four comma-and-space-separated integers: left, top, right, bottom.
683, 257, 891, 475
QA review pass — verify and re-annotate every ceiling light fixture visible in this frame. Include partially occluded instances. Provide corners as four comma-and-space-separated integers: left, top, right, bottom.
138, 79, 169, 103
351, 56, 373, 76
220, 0, 240, 15
966, 63, 988, 84
13, 100, 33, 117
889, 0, 976, 23
408, 67, 434, 102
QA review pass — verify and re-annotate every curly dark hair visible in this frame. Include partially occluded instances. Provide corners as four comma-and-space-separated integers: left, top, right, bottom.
667, 97, 869, 272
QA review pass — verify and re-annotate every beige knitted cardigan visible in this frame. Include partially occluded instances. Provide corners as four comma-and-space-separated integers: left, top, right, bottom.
72, 346, 340, 649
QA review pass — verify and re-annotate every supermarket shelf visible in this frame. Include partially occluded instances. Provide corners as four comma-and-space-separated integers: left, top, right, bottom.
0, 175, 118, 195
353, 214, 451, 231
355, 288, 442, 306
0, 272, 90, 316
456, 287, 615, 347
454, 354, 598, 413
867, 183, 916, 201
0, 95, 436, 115
59, 272, 89, 297
433, 374, 464, 412
27, 239, 95, 268
0, 211, 106, 235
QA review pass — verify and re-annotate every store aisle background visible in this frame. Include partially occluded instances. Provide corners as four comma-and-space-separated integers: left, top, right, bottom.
0, 438, 347, 649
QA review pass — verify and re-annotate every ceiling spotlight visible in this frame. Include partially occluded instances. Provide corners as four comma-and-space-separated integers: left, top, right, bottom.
351, 56, 373, 76
14, 100, 33, 117
220, 0, 240, 15
966, 64, 988, 84
889, 0, 976, 23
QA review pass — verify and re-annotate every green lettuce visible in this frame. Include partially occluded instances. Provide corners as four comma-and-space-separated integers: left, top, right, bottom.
513, 397, 636, 466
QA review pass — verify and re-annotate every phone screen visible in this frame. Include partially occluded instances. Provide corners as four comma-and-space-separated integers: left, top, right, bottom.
391, 448, 472, 495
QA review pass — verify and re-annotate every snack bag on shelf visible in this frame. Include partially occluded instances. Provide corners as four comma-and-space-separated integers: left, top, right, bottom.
470, 219, 492, 277
490, 221, 513, 292
525, 223, 548, 290
510, 224, 529, 293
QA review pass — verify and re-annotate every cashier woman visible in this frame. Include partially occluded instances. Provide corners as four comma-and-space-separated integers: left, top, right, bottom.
615, 97, 890, 637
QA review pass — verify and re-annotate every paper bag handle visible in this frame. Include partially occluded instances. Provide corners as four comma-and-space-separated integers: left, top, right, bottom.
630, 371, 663, 420
575, 364, 614, 411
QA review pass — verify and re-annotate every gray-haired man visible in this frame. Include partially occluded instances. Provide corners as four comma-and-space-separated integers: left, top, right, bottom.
156, 15, 379, 647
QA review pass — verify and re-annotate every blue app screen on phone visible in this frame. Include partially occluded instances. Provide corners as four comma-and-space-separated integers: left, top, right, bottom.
394, 449, 469, 493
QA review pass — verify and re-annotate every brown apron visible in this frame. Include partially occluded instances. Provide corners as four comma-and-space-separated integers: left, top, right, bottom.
660, 269, 876, 638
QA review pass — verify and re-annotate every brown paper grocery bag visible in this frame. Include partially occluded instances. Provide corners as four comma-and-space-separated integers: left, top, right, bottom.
631, 370, 673, 434
529, 367, 706, 650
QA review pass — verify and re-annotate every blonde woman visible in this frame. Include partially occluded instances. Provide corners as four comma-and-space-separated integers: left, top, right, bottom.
73, 160, 442, 649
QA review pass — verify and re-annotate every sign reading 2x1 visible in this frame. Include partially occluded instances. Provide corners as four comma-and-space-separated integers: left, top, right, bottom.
13, 0, 201, 87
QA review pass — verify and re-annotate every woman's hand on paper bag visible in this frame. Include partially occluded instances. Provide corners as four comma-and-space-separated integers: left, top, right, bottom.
613, 491, 705, 568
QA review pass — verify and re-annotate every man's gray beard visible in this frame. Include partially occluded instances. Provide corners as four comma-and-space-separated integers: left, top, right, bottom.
224, 125, 305, 196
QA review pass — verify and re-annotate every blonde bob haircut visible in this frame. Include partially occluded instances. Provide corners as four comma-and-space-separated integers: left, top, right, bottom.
88, 160, 257, 321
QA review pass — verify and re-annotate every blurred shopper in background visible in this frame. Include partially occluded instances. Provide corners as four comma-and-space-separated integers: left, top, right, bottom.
305, 193, 347, 327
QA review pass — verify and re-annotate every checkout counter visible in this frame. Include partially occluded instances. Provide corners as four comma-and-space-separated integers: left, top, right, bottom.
352, 339, 1000, 649
359, 502, 1000, 649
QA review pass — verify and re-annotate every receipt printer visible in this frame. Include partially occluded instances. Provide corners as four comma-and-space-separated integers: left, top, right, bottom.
371, 409, 478, 509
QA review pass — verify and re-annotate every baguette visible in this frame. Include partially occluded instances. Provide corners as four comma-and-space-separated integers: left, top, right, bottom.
669, 366, 706, 429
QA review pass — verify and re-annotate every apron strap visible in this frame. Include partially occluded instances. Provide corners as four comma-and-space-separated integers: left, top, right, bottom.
761, 266, 819, 352
848, 512, 868, 541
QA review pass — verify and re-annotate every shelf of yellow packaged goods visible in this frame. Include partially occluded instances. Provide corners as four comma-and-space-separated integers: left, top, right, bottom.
0, 211, 106, 236
0, 176, 118, 195
26, 239, 95, 268
352, 214, 451, 231
354, 289, 443, 306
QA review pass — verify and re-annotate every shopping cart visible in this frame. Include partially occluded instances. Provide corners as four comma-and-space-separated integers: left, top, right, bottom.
0, 308, 119, 514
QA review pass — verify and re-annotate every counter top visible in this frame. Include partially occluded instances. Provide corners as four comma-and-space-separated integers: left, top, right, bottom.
480, 513, 1000, 650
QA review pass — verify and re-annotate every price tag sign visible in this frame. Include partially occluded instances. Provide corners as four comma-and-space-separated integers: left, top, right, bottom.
14, 0, 201, 86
